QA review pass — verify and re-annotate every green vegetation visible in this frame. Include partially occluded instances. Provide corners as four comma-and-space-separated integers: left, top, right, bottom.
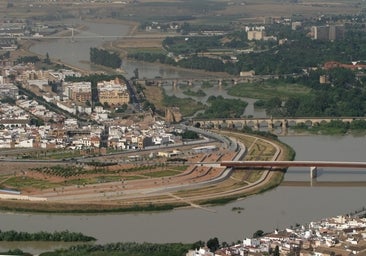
0, 249, 30, 256
29, 117, 45, 127
90, 47, 122, 69
182, 89, 206, 97
227, 80, 311, 100
2, 176, 57, 190
292, 119, 366, 135
0, 200, 185, 214
129, 18, 366, 76
0, 230, 95, 242
0, 51, 10, 60
201, 81, 213, 88
181, 130, 199, 140
144, 170, 181, 178
39, 242, 193, 256
179, 22, 231, 34
252, 69, 366, 117
16, 55, 41, 64
31, 165, 88, 178
163, 36, 221, 55
206, 237, 220, 253
253, 230, 264, 238
196, 95, 247, 119
127, 52, 174, 65
162, 93, 205, 117
177, 56, 226, 72
0, 96, 16, 104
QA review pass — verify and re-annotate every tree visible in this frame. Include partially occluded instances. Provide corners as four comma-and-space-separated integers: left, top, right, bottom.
274, 245, 280, 256
133, 68, 139, 79
253, 230, 264, 238
29, 118, 44, 127
0, 96, 15, 104
206, 237, 220, 252
45, 52, 51, 64
90, 47, 122, 68
191, 240, 205, 250
221, 241, 229, 248
103, 102, 110, 109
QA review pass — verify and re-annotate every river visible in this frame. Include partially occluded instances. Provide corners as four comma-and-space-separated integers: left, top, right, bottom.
1, 135, 365, 254
7, 19, 364, 254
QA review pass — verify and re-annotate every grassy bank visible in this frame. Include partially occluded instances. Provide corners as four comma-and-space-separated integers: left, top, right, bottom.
0, 200, 187, 214
0, 131, 295, 213
227, 80, 311, 100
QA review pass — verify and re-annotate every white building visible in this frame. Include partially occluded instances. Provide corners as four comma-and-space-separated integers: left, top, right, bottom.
243, 238, 260, 247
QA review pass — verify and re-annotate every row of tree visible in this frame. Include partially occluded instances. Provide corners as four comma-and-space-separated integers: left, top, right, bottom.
39, 242, 193, 256
0, 230, 95, 242
90, 47, 122, 69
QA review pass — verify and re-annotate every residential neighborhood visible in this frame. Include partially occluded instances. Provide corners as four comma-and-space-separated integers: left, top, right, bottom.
0, 62, 181, 152
189, 213, 366, 256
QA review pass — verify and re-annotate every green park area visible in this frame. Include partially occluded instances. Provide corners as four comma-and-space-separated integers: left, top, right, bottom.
227, 80, 311, 100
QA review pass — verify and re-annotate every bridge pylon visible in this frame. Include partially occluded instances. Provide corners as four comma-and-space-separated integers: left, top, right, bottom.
71, 27, 75, 43
310, 166, 317, 179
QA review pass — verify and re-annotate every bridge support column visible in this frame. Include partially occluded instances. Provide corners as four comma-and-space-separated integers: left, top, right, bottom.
310, 166, 317, 179
268, 121, 274, 131
256, 120, 260, 130
282, 119, 288, 129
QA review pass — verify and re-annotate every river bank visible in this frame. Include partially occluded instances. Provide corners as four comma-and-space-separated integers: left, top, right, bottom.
0, 131, 292, 214
0, 134, 364, 248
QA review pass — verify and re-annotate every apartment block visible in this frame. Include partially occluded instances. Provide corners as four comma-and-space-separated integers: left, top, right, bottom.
0, 83, 18, 98
97, 78, 129, 106
311, 25, 345, 41
65, 82, 92, 103
247, 30, 265, 41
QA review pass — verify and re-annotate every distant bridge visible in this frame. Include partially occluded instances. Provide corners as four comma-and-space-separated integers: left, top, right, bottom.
16, 34, 174, 40
221, 160, 366, 179
139, 74, 280, 88
192, 117, 366, 131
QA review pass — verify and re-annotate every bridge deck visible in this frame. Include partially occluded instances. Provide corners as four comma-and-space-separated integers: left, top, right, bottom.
221, 161, 366, 168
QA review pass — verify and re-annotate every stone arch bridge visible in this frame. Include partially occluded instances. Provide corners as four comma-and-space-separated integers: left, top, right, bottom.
192, 117, 366, 130
137, 75, 278, 88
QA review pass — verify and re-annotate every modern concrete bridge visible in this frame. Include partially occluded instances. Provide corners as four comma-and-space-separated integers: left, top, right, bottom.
221, 161, 366, 179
